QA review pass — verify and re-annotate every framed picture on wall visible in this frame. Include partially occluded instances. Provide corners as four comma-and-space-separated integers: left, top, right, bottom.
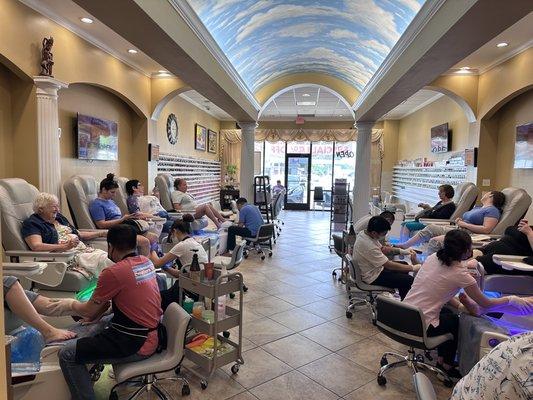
514, 122, 533, 169
208, 129, 218, 154
195, 124, 207, 151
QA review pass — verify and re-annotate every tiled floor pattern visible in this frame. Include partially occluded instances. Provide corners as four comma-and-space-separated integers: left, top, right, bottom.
96, 211, 454, 399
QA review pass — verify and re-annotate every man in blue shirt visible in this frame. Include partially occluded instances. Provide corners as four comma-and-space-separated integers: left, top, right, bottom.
224, 198, 264, 254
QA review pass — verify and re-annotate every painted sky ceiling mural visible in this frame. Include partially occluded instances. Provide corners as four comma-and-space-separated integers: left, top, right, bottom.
187, 0, 425, 94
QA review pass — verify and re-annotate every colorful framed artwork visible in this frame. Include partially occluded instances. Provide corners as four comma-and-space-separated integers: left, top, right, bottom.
195, 123, 207, 151
208, 129, 218, 154
464, 148, 477, 167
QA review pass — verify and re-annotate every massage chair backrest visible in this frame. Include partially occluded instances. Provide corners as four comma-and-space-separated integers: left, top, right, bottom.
450, 182, 479, 220
63, 175, 98, 229
0, 178, 38, 251
492, 187, 532, 235
155, 173, 174, 212
115, 177, 130, 215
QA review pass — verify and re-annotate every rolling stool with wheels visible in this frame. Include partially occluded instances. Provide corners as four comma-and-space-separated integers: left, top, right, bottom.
374, 295, 454, 389
108, 303, 192, 399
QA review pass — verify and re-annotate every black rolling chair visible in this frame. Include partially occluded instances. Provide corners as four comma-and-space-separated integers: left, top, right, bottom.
243, 224, 275, 260
331, 234, 345, 281
313, 186, 325, 210
344, 254, 394, 321
375, 295, 454, 388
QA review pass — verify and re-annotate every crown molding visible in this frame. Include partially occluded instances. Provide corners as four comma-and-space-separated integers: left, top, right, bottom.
478, 39, 533, 74
168, 0, 261, 112
352, 0, 448, 112
19, 0, 151, 77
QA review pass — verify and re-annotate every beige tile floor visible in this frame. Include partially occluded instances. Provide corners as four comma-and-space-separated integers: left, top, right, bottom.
95, 211, 454, 400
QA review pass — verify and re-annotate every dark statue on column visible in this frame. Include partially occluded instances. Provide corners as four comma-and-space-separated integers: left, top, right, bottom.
39, 37, 54, 77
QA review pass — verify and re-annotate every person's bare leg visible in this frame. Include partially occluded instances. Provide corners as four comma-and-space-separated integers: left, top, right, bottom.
137, 235, 151, 256
33, 296, 76, 317
398, 232, 423, 249
5, 282, 76, 342
206, 204, 227, 223
195, 204, 221, 228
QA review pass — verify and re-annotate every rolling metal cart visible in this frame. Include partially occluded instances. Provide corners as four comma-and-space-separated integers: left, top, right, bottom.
179, 269, 245, 389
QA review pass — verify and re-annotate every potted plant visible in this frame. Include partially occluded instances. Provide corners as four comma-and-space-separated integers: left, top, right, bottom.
226, 164, 237, 183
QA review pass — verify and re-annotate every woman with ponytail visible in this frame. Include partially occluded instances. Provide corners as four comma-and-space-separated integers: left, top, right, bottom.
149, 214, 208, 276
403, 229, 533, 378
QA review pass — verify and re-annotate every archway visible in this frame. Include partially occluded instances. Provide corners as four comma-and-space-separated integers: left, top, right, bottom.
424, 85, 476, 123
151, 87, 191, 121
258, 83, 356, 121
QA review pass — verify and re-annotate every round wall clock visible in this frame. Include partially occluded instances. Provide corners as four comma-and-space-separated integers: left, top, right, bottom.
166, 113, 178, 144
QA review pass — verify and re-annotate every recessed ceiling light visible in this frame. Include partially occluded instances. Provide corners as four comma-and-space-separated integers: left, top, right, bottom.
338, 115, 344, 117
460, 67, 471, 70
302, 93, 311, 97
128, 49, 138, 54
296, 101, 316, 106
496, 42, 508, 48
158, 70, 167, 73
80, 17, 93, 24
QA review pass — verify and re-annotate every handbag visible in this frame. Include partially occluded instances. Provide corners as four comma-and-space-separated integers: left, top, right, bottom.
123, 219, 150, 234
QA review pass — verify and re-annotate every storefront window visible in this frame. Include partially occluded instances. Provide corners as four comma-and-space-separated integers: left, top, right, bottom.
333, 141, 356, 190
287, 141, 310, 154
311, 141, 334, 209
264, 141, 285, 185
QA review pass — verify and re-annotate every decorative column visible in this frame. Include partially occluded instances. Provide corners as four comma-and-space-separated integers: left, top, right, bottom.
353, 121, 374, 223
238, 122, 256, 202
33, 76, 68, 198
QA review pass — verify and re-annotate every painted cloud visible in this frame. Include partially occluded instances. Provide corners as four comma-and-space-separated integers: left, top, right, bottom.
187, 0, 424, 92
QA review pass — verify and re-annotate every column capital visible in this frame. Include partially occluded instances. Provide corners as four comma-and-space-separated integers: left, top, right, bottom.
355, 121, 375, 133
238, 121, 258, 134
33, 76, 68, 97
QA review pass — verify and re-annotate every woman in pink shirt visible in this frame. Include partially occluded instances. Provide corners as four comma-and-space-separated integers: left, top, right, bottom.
403, 229, 533, 378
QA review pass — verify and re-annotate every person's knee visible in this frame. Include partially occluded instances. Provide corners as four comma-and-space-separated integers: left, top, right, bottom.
58, 344, 76, 364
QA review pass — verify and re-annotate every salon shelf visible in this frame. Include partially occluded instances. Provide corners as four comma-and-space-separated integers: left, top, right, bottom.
179, 271, 242, 298
189, 306, 240, 335
185, 336, 239, 371
392, 164, 467, 206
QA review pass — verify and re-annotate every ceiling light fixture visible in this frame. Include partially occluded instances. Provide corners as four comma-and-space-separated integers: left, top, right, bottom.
496, 42, 509, 48
338, 114, 344, 117
296, 101, 316, 106
302, 93, 311, 97
128, 49, 138, 54
80, 17, 93, 24
158, 70, 168, 74
460, 67, 471, 70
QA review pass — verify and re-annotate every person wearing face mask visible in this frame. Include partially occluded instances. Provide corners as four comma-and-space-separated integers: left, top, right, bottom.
58, 224, 163, 400
353, 216, 420, 300
149, 214, 208, 274
149, 214, 208, 310
403, 229, 533, 379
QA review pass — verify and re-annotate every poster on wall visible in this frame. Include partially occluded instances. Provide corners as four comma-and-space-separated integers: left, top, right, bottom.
514, 122, 533, 169
195, 124, 207, 151
208, 129, 218, 153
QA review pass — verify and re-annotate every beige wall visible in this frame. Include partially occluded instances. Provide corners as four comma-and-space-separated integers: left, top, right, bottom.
0, 0, 151, 117
493, 89, 533, 220
58, 84, 141, 214
0, 64, 14, 178
155, 95, 220, 160
396, 95, 470, 161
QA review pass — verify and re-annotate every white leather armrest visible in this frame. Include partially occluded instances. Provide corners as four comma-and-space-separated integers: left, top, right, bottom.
492, 254, 526, 264
418, 218, 452, 225
6, 250, 77, 259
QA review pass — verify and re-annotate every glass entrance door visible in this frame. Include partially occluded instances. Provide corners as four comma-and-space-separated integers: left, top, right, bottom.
284, 154, 311, 210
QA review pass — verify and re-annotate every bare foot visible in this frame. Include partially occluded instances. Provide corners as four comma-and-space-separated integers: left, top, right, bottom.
459, 292, 483, 316
43, 327, 77, 343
